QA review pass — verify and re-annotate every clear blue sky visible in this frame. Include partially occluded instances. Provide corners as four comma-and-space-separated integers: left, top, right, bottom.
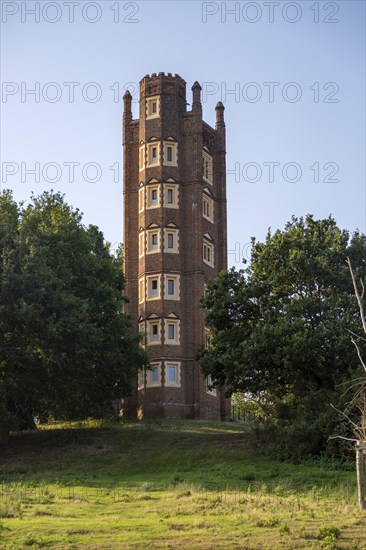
1, 0, 365, 268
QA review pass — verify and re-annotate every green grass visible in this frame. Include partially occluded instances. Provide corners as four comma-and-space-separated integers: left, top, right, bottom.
0, 419, 365, 548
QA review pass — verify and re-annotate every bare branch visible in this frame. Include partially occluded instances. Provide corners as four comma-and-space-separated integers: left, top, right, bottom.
348, 329, 366, 343
347, 385, 366, 410
330, 403, 361, 432
343, 258, 366, 510
339, 378, 366, 400
351, 336, 366, 374
347, 257, 366, 336
328, 435, 358, 443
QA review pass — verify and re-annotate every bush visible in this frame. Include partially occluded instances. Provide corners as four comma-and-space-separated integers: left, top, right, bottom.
254, 403, 353, 462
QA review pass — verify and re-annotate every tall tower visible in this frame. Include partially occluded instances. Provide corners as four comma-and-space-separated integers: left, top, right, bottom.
123, 73, 230, 420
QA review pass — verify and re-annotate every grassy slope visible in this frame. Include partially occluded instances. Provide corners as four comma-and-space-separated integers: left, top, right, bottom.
0, 419, 365, 549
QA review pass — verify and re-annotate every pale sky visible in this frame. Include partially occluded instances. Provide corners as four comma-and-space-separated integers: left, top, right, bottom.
1, 0, 365, 268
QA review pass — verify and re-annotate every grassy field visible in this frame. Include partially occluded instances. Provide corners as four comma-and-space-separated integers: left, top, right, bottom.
0, 419, 365, 549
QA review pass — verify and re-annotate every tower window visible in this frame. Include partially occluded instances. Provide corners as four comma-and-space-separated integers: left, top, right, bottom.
163, 228, 179, 253
139, 321, 145, 348
203, 240, 214, 267
147, 185, 160, 209
146, 96, 160, 119
146, 319, 161, 345
151, 366, 158, 382
163, 184, 179, 209
202, 151, 213, 184
164, 318, 180, 345
139, 277, 145, 303
164, 361, 181, 387
168, 279, 174, 295
163, 142, 178, 166
168, 365, 176, 382
204, 200, 209, 217
138, 369, 145, 390
207, 374, 217, 396
139, 188, 145, 212
139, 146, 145, 171
139, 232, 145, 257
146, 229, 160, 254
168, 323, 175, 340
145, 362, 162, 387
146, 274, 161, 300
204, 244, 210, 262
204, 159, 209, 179
147, 142, 160, 166
164, 274, 180, 300
203, 195, 214, 223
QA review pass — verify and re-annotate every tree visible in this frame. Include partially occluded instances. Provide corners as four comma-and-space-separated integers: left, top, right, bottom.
199, 215, 366, 456
0, 190, 148, 440
0, 190, 21, 444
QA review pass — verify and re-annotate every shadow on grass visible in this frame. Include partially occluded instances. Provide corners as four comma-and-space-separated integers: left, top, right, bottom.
0, 419, 356, 499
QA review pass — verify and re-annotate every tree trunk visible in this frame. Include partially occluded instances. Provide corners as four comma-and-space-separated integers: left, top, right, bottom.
356, 441, 365, 511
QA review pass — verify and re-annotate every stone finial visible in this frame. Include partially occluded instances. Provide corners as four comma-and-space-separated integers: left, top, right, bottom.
192, 81, 202, 90
192, 81, 202, 108
123, 90, 132, 104
215, 101, 225, 128
123, 90, 132, 120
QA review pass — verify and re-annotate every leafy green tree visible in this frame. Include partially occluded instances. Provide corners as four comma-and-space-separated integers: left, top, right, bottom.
199, 216, 366, 455
0, 190, 148, 439
0, 190, 21, 442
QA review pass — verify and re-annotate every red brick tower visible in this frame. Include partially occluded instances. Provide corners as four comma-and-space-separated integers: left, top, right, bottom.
123, 73, 230, 420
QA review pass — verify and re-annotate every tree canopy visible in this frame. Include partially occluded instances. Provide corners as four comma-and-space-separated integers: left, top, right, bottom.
0, 190, 148, 432
199, 215, 366, 412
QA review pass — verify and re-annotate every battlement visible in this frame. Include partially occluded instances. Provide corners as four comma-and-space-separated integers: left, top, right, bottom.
140, 72, 186, 99
141, 72, 186, 82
